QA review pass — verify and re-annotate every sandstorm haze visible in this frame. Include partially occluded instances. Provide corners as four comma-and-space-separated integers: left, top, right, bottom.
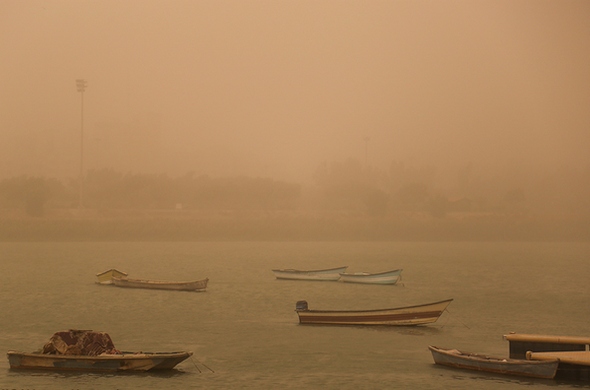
1, 0, 589, 228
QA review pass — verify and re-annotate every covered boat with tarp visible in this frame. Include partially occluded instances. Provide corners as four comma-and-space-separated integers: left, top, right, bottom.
7, 329, 192, 372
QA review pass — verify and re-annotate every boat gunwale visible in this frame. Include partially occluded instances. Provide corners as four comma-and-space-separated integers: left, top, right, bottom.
272, 266, 348, 274
339, 269, 403, 277
7, 350, 193, 361
112, 277, 208, 286
503, 333, 590, 346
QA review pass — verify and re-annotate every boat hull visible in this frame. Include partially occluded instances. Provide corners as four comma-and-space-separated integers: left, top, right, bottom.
429, 346, 558, 379
272, 266, 348, 281
339, 269, 402, 285
295, 299, 452, 326
7, 351, 193, 372
112, 277, 208, 292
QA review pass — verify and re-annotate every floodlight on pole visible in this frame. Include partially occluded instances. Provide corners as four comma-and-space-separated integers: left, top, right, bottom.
76, 79, 87, 209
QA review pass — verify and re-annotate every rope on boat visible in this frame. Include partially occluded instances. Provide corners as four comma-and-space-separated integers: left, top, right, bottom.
397, 273, 405, 287
444, 308, 471, 329
190, 356, 202, 373
190, 355, 215, 373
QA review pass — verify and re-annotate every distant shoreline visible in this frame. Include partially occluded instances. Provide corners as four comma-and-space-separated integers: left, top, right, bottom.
1, 209, 587, 242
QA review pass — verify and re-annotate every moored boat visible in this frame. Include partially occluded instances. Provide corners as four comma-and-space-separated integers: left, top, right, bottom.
428, 345, 559, 379
7, 329, 192, 372
295, 298, 452, 326
95, 268, 128, 284
112, 277, 208, 292
272, 266, 348, 281
339, 269, 402, 285
504, 333, 590, 381
8, 350, 193, 372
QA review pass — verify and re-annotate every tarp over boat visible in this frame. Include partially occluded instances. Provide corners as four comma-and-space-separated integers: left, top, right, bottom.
41, 330, 120, 356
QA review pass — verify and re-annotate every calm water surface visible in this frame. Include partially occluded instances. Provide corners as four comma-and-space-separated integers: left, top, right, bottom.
1, 241, 589, 389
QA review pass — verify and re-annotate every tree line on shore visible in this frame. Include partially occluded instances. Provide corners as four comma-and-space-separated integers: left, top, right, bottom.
1, 158, 588, 220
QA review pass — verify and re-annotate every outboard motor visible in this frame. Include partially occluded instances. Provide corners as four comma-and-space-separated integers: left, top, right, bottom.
295, 300, 308, 311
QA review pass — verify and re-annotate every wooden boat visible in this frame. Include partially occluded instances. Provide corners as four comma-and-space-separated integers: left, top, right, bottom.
339, 269, 403, 285
295, 298, 452, 326
7, 350, 193, 372
504, 333, 590, 381
95, 268, 128, 284
112, 277, 208, 292
428, 345, 559, 379
503, 333, 590, 359
7, 330, 192, 372
272, 266, 348, 281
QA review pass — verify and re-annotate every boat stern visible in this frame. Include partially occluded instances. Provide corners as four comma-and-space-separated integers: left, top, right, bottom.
295, 300, 309, 312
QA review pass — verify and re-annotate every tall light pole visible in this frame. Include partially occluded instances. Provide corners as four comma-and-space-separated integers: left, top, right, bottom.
76, 79, 87, 209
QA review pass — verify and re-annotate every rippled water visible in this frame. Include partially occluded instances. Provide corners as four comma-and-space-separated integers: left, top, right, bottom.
1, 241, 589, 389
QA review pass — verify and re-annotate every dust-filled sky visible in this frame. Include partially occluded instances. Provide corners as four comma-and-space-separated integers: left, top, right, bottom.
1, 0, 589, 183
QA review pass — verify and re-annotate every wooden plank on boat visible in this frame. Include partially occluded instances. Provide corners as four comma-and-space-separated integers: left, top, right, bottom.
527, 351, 590, 367
504, 334, 590, 346
503, 333, 590, 360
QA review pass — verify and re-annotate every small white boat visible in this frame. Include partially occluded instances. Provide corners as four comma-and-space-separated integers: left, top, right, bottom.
272, 266, 348, 281
339, 269, 403, 285
96, 269, 128, 284
112, 277, 209, 292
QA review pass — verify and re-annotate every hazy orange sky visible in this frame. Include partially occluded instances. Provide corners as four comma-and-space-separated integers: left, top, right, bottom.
1, 0, 589, 183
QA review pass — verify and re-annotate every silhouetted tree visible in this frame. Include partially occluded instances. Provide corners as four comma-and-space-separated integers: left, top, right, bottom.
392, 182, 431, 211
428, 194, 449, 218
312, 158, 390, 215
0, 176, 61, 216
